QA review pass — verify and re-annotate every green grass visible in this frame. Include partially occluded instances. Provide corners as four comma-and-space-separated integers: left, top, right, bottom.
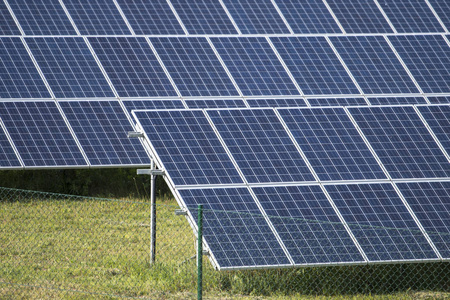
1, 193, 449, 299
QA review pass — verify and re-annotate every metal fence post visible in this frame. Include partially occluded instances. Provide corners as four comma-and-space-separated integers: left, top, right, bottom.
150, 160, 156, 264
197, 204, 203, 300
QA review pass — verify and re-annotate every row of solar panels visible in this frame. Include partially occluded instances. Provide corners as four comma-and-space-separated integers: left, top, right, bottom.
1, 0, 450, 36
132, 107, 450, 269
2, 35, 450, 100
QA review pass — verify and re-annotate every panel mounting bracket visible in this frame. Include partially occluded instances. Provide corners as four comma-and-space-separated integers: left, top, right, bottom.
137, 169, 165, 176
127, 131, 144, 138
174, 209, 188, 216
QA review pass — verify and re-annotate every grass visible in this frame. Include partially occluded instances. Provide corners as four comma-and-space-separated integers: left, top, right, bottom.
1, 190, 449, 299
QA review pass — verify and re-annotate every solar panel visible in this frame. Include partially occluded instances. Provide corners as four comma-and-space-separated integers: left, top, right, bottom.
115, 0, 184, 35
330, 36, 419, 94
0, 37, 51, 99
133, 110, 243, 186
417, 105, 450, 153
63, 0, 131, 35
388, 35, 450, 94
207, 109, 315, 184
0, 121, 21, 167
0, 101, 87, 167
274, 0, 341, 34
308, 98, 367, 107
211, 37, 300, 96
278, 107, 386, 181
8, 0, 76, 35
428, 97, 450, 104
150, 37, 239, 97
25, 37, 115, 99
185, 99, 246, 109
252, 185, 364, 265
246, 98, 307, 108
59, 100, 150, 166
325, 183, 437, 261
326, 0, 393, 33
397, 181, 450, 259
428, 0, 450, 31
170, 0, 237, 34
0, 2, 20, 35
179, 188, 291, 269
271, 36, 360, 95
122, 99, 184, 114
348, 106, 450, 179
222, 0, 289, 34
379, 0, 445, 33
368, 97, 428, 105
88, 37, 177, 98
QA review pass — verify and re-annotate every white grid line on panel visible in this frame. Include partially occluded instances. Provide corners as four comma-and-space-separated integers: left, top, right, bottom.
112, 0, 136, 35
0, 116, 24, 167
321, 0, 346, 34
270, 0, 294, 35
58, 0, 81, 36
372, 0, 399, 34
3, 0, 24, 35
166, 0, 189, 35
219, 0, 242, 35
424, 0, 449, 33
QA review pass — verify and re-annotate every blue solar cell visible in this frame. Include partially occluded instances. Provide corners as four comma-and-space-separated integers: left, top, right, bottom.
326, 183, 437, 261
133, 110, 243, 186
271, 37, 359, 95
368, 97, 427, 105
88, 37, 177, 98
278, 108, 386, 181
275, 0, 341, 34
59, 101, 150, 166
253, 185, 364, 265
207, 109, 315, 183
0, 101, 86, 167
63, 0, 131, 35
222, 0, 289, 34
0, 2, 20, 35
211, 37, 300, 96
397, 181, 450, 259
185, 99, 245, 109
330, 36, 419, 94
389, 35, 450, 94
379, 0, 444, 33
0, 122, 21, 167
122, 99, 184, 114
417, 105, 450, 153
246, 98, 307, 108
428, 97, 450, 104
171, 0, 237, 34
428, 0, 450, 31
179, 188, 290, 269
326, 0, 393, 33
150, 37, 239, 97
308, 98, 367, 107
26, 37, 115, 99
116, 0, 184, 35
348, 106, 450, 179
0, 37, 51, 99
9, 0, 76, 35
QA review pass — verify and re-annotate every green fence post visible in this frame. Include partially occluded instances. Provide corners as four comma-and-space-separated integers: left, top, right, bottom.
197, 204, 203, 300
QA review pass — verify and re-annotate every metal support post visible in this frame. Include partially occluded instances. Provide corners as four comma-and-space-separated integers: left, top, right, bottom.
197, 204, 203, 300
150, 160, 156, 264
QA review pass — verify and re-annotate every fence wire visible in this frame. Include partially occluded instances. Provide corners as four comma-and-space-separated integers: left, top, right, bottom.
1, 186, 449, 299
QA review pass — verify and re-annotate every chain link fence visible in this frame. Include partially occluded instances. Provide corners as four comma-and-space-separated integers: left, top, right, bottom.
1, 186, 449, 299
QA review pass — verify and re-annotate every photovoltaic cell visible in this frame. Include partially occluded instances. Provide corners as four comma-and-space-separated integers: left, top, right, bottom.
271, 37, 359, 95
179, 188, 290, 269
185, 99, 246, 109
417, 105, 450, 153
211, 37, 300, 96
150, 37, 239, 97
171, 0, 237, 34
116, 0, 184, 35
379, 0, 444, 33
88, 37, 177, 98
326, 0, 393, 33
252, 185, 364, 265
26, 37, 115, 99
274, 0, 341, 34
122, 99, 184, 114
0, 101, 86, 167
330, 36, 419, 94
207, 109, 315, 184
63, 0, 131, 35
8, 0, 76, 35
397, 181, 450, 259
222, 0, 289, 34
278, 108, 386, 181
246, 98, 307, 108
59, 101, 150, 166
428, 0, 450, 31
428, 97, 450, 104
0, 2, 20, 35
368, 97, 427, 105
388, 35, 450, 94
0, 37, 51, 99
0, 123, 21, 167
348, 106, 450, 179
326, 183, 437, 261
133, 110, 243, 186
308, 98, 367, 107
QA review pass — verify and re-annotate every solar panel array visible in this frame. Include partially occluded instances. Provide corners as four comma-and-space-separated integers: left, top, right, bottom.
1, 0, 449, 270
